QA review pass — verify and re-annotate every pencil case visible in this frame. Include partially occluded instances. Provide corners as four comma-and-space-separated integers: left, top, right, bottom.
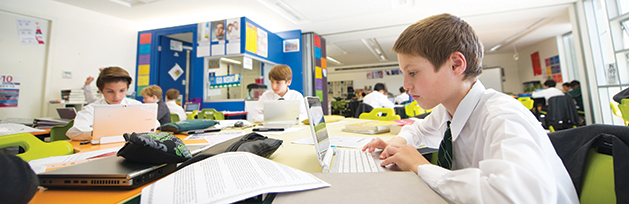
117, 132, 192, 164
159, 119, 219, 133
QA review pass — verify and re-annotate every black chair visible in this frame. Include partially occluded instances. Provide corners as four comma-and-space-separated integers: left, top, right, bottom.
354, 103, 373, 118
541, 95, 580, 131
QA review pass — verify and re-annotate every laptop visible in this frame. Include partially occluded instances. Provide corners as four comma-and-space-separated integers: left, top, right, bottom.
91, 104, 158, 144
304, 96, 397, 173
184, 102, 200, 113
37, 144, 212, 189
262, 100, 300, 128
56, 107, 77, 119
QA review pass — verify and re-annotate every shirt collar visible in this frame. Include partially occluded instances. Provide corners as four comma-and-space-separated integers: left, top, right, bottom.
446, 81, 485, 141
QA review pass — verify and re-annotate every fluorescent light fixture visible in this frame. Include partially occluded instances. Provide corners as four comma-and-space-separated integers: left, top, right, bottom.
220, 58, 242, 65
326, 56, 343, 65
488, 18, 547, 52
108, 0, 158, 7
257, 0, 310, 24
361, 38, 388, 62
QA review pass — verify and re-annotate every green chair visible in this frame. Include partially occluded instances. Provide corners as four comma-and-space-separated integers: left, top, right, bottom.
579, 148, 615, 204
0, 133, 74, 161
517, 97, 534, 110
170, 113, 181, 123
186, 110, 198, 120
610, 102, 627, 126
359, 108, 401, 121
198, 108, 224, 120
49, 119, 73, 142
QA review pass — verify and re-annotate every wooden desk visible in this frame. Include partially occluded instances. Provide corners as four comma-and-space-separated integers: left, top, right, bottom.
29, 118, 439, 204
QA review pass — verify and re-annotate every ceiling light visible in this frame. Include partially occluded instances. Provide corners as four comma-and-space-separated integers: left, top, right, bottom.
488, 18, 547, 52
221, 58, 242, 65
361, 38, 388, 62
326, 57, 343, 65
108, 0, 158, 7
257, 0, 310, 24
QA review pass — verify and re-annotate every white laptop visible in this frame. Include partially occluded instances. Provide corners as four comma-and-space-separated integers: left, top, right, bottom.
92, 104, 158, 144
304, 96, 397, 173
262, 100, 300, 128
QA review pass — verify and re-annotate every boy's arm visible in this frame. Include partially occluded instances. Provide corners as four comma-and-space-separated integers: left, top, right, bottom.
66, 105, 94, 141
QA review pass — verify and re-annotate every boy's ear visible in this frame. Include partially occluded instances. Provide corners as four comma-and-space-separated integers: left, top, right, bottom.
450, 52, 467, 76
286, 79, 292, 86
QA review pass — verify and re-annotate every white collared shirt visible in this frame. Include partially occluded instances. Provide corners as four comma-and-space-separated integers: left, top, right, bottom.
363, 91, 395, 109
397, 81, 578, 203
532, 87, 565, 105
166, 101, 187, 122
66, 98, 142, 141
252, 89, 307, 123
395, 93, 411, 104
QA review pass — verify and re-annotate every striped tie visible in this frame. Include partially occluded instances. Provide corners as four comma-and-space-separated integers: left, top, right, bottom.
437, 121, 453, 170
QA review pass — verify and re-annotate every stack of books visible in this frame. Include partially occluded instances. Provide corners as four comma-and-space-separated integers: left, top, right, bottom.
61, 89, 86, 103
341, 120, 398, 134
34, 118, 69, 129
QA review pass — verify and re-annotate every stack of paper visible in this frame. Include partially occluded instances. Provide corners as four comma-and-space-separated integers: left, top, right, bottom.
341, 121, 398, 134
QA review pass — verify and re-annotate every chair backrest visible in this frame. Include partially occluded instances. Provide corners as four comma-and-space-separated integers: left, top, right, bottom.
49, 119, 74, 142
170, 113, 180, 123
545, 95, 580, 131
618, 99, 629, 124
354, 103, 374, 118
359, 108, 401, 121
209, 109, 225, 120
518, 97, 534, 110
579, 148, 616, 204
186, 110, 198, 120
0, 133, 74, 161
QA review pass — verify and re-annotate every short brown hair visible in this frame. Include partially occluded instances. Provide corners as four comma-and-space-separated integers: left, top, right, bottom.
165, 88, 179, 100
268, 65, 292, 81
140, 85, 163, 100
393, 13, 484, 80
96, 66, 133, 91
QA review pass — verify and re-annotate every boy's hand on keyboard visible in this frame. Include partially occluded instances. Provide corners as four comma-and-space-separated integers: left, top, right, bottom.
379, 144, 429, 174
362, 138, 388, 153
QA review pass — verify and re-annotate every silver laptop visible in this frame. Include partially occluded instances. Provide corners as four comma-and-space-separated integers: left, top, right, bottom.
92, 104, 158, 144
37, 144, 212, 189
263, 100, 300, 128
56, 107, 77, 119
304, 96, 396, 173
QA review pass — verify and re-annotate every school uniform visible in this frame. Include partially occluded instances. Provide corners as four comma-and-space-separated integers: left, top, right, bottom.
166, 101, 187, 121
532, 87, 565, 105
252, 89, 307, 123
394, 92, 412, 104
156, 99, 171, 125
397, 81, 578, 203
363, 91, 394, 108
66, 98, 142, 141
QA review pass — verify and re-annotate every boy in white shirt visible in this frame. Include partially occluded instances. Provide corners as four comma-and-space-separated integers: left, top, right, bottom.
394, 86, 411, 105
165, 88, 186, 122
362, 13, 578, 203
66, 66, 142, 141
252, 65, 307, 123
363, 83, 395, 109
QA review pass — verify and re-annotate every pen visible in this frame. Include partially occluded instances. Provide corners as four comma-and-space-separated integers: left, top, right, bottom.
252, 128, 285, 132
80, 141, 91, 145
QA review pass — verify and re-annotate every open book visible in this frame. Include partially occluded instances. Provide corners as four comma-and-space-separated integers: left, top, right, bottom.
140, 152, 330, 204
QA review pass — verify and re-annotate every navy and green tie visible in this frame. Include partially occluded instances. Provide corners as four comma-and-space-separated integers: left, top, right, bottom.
437, 121, 453, 170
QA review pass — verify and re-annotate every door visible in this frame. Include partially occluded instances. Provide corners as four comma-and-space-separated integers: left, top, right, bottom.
158, 36, 191, 104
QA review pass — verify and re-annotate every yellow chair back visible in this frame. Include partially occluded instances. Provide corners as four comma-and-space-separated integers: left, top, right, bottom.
517, 97, 534, 110
359, 108, 401, 121
198, 109, 224, 120
186, 110, 198, 120
618, 99, 629, 126
579, 148, 615, 204
170, 113, 180, 123
0, 133, 73, 161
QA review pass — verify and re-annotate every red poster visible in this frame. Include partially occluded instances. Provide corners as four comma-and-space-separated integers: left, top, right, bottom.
531, 51, 542, 76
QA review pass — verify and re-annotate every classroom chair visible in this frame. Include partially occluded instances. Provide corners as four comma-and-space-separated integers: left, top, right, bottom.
359, 108, 401, 121
0, 133, 74, 161
539, 95, 579, 132
517, 97, 534, 110
354, 103, 374, 118
618, 99, 629, 126
186, 110, 198, 120
610, 102, 628, 126
49, 119, 73, 142
170, 113, 180, 123
579, 148, 615, 204
198, 109, 224, 120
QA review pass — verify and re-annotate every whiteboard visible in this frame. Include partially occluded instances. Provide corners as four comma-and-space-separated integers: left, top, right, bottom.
478, 67, 503, 92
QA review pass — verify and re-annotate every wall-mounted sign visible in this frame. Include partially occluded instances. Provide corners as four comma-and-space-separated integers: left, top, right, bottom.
0, 75, 21, 107
209, 74, 241, 89
208, 59, 220, 69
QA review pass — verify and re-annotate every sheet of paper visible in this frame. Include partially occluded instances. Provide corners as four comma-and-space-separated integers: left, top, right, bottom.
292, 136, 372, 149
28, 147, 122, 174
0, 123, 45, 136
260, 127, 305, 136
141, 152, 330, 204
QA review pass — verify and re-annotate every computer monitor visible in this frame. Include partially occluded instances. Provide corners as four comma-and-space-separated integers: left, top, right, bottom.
185, 103, 200, 112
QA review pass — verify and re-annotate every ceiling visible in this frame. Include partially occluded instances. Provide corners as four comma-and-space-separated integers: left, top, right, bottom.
52, 0, 576, 69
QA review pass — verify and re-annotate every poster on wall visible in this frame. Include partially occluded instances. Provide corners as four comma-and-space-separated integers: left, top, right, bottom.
245, 22, 257, 54
284, 39, 300, 52
197, 22, 211, 57
0, 75, 21, 107
226, 18, 241, 54
256, 28, 268, 58
16, 19, 45, 45
211, 20, 226, 42
208, 74, 241, 89
168, 64, 184, 81
531, 51, 542, 76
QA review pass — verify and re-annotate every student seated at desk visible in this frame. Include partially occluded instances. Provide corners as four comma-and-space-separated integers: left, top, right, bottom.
362, 13, 578, 203
531, 79, 565, 113
141, 85, 171, 125
165, 88, 187, 121
363, 83, 395, 108
66, 66, 143, 141
252, 65, 307, 123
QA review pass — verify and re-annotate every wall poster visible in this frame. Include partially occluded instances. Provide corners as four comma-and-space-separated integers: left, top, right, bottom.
0, 75, 21, 107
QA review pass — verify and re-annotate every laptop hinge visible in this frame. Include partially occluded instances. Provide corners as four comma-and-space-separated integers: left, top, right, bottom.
321, 146, 334, 173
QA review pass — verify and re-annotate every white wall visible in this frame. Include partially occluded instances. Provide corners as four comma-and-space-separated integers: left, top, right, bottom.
483, 53, 520, 94
328, 69, 404, 94
0, 0, 138, 119
517, 37, 561, 87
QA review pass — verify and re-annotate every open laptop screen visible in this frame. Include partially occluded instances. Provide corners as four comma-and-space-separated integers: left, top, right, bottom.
263, 100, 300, 124
185, 103, 200, 112
304, 96, 330, 163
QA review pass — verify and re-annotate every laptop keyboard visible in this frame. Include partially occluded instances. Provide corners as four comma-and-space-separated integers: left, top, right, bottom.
332, 149, 382, 173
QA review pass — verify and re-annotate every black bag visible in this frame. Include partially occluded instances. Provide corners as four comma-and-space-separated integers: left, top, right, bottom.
176, 132, 282, 170
159, 119, 219, 133
117, 132, 192, 164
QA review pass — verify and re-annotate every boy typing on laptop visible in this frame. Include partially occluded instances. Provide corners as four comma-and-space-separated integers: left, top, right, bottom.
252, 65, 307, 123
66, 66, 142, 141
362, 14, 578, 203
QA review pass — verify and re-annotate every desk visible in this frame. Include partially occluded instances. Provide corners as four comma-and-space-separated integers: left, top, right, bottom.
30, 118, 443, 203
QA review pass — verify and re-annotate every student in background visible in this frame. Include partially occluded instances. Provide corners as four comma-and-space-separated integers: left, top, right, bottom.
165, 89, 186, 122
362, 13, 577, 203
67, 66, 142, 141
561, 82, 571, 93
363, 83, 395, 108
394, 86, 412, 105
565, 80, 583, 111
0, 153, 38, 204
141, 85, 171, 125
252, 65, 307, 123
532, 79, 565, 104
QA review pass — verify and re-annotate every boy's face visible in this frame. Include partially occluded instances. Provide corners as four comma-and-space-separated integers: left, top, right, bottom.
99, 81, 128, 105
398, 53, 461, 110
270, 79, 291, 97
142, 94, 158, 103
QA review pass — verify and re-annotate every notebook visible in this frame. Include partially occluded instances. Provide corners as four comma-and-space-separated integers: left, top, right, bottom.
37, 144, 212, 189
303, 96, 396, 173
91, 104, 158, 144
262, 99, 300, 128
56, 107, 77, 119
